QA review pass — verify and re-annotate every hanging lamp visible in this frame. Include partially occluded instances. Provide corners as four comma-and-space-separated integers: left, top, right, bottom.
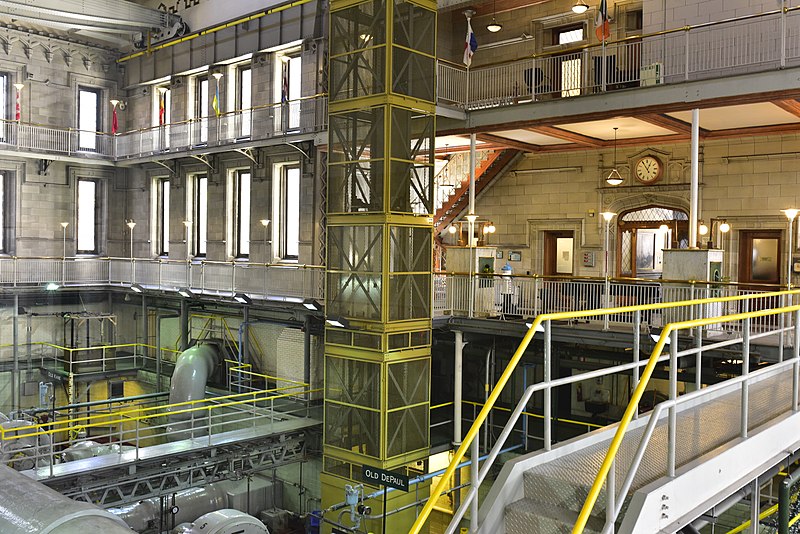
606, 127, 623, 186
487, 0, 502, 32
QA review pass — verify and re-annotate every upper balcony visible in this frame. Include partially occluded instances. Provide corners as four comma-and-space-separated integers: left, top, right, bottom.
0, 9, 796, 165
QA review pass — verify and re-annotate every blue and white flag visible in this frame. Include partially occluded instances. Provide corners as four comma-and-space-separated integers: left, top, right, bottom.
463, 18, 477, 67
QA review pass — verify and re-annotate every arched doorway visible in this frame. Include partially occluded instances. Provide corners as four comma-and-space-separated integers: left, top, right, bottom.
618, 206, 689, 279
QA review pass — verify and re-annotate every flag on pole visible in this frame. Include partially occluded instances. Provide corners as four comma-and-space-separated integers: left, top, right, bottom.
463, 18, 477, 67
111, 106, 118, 134
595, 0, 610, 41
212, 83, 221, 117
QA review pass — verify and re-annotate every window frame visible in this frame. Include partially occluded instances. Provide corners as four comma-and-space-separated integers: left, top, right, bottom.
76, 178, 100, 254
232, 169, 252, 259
77, 86, 102, 151
0, 171, 10, 253
192, 174, 208, 257
0, 73, 8, 141
194, 76, 209, 144
237, 65, 252, 138
153, 177, 170, 256
273, 162, 301, 261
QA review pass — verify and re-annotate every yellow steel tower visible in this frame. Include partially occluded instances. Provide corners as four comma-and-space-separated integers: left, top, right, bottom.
321, 0, 437, 531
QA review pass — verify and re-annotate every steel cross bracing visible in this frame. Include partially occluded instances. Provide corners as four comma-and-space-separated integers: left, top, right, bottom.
42, 429, 309, 508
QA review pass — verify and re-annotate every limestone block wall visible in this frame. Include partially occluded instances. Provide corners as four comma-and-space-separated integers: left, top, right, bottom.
468, 132, 800, 283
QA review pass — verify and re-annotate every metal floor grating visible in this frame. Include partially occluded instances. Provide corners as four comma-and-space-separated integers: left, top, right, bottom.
517, 372, 793, 525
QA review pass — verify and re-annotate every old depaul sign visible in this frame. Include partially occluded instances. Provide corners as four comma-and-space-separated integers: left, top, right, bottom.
362, 465, 409, 492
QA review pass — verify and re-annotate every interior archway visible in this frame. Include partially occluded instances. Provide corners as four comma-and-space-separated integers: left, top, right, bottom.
617, 205, 689, 279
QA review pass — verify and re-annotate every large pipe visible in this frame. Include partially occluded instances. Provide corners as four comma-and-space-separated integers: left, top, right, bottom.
167, 343, 219, 440
110, 483, 228, 531
0, 463, 133, 534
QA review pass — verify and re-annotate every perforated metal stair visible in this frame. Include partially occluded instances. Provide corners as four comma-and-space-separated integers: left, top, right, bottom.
492, 363, 800, 534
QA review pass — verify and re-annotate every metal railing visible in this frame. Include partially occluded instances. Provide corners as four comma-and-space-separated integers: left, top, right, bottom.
0, 350, 320, 475
440, 7, 800, 110
572, 300, 800, 533
0, 256, 325, 301
408, 289, 800, 534
0, 94, 328, 162
434, 272, 783, 329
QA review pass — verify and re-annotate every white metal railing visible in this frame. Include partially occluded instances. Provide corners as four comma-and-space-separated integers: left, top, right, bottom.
441, 8, 800, 109
438, 292, 800, 534
433, 273, 784, 329
0, 256, 324, 301
0, 94, 328, 162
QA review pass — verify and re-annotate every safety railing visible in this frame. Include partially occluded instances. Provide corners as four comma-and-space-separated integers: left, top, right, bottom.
434, 272, 783, 327
0, 373, 321, 475
0, 256, 325, 302
409, 289, 800, 534
571, 300, 800, 534
441, 7, 800, 110
30, 342, 183, 378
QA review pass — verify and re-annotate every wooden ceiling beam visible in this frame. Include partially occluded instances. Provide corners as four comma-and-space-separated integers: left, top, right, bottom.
637, 113, 707, 136
772, 99, 800, 118
476, 133, 540, 153
525, 125, 605, 146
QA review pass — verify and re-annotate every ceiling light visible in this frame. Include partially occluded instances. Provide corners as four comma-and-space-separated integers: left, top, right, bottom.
650, 333, 671, 344
606, 127, 623, 186
260, 219, 270, 227
45, 282, 60, 291
234, 293, 252, 305
572, 1, 589, 14
601, 212, 616, 222
783, 209, 800, 221
178, 287, 195, 299
698, 221, 708, 236
719, 221, 731, 233
524, 322, 545, 333
325, 315, 350, 328
130, 283, 144, 293
448, 225, 457, 234
487, 19, 502, 32
487, 0, 502, 32
303, 298, 322, 311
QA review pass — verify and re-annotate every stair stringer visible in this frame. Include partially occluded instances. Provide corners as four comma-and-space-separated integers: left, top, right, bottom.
620, 408, 800, 534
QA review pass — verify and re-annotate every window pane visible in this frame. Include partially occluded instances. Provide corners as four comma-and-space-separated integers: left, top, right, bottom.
161, 180, 170, 254
196, 176, 207, 255
0, 75, 6, 141
0, 173, 4, 251
77, 180, 96, 252
197, 78, 208, 144
238, 172, 251, 256
240, 68, 252, 137
288, 56, 301, 128
285, 167, 300, 258
78, 89, 99, 150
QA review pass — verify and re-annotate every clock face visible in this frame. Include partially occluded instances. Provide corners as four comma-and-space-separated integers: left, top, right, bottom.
635, 156, 663, 184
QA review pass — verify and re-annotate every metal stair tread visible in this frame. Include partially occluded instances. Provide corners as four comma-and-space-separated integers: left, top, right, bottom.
505, 498, 605, 533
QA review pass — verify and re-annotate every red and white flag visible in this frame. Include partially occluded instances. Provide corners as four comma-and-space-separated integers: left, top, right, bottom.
112, 106, 118, 134
15, 89, 20, 121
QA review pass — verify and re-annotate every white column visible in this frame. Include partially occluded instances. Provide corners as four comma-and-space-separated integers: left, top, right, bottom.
689, 108, 700, 248
453, 330, 464, 446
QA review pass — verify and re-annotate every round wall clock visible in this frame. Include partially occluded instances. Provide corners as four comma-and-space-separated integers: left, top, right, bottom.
634, 155, 663, 184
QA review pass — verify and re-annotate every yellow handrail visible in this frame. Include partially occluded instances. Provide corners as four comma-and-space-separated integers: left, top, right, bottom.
408, 288, 800, 534
573, 301, 800, 533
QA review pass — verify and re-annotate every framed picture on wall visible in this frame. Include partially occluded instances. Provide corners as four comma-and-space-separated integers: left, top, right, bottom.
509, 251, 522, 262
496, 250, 503, 259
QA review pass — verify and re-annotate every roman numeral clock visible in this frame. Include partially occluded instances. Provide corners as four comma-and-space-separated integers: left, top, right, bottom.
634, 155, 663, 184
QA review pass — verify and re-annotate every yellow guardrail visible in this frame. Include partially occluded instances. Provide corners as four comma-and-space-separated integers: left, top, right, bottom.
573, 300, 800, 533
408, 289, 800, 534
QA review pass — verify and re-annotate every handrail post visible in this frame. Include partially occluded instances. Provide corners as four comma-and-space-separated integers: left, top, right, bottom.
667, 330, 678, 478
742, 316, 751, 438
633, 309, 641, 420
794, 308, 800, 412
470, 435, 479, 532
544, 319, 552, 451
606, 458, 616, 532
534, 276, 541, 316
694, 315, 702, 391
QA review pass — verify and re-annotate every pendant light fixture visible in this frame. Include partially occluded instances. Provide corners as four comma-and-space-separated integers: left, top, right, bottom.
572, 0, 589, 14
606, 127, 623, 186
487, 0, 502, 32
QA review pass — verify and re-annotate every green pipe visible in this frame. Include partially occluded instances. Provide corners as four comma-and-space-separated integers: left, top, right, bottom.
780, 468, 800, 534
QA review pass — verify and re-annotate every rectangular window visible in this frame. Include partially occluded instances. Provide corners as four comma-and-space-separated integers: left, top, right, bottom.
0, 172, 4, 252
155, 178, 170, 255
274, 164, 300, 260
195, 77, 209, 144
78, 87, 101, 150
193, 175, 208, 256
77, 179, 98, 253
154, 86, 171, 150
233, 170, 251, 257
275, 53, 302, 131
0, 74, 7, 141
238, 66, 252, 138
